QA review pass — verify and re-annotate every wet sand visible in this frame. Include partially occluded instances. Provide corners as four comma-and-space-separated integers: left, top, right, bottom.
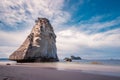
0, 63, 120, 80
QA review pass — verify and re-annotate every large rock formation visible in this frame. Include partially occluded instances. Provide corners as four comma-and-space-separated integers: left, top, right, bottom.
9, 18, 59, 62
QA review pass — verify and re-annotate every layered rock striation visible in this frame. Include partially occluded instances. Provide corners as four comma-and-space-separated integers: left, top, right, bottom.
9, 18, 59, 62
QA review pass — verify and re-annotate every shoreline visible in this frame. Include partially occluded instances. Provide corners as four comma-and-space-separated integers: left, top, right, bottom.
0, 63, 120, 80
0, 62, 120, 78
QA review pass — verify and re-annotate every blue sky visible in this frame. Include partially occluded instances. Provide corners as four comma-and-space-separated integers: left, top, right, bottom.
0, 0, 120, 59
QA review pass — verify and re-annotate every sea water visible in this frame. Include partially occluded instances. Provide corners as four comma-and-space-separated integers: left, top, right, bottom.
72, 59, 120, 66
0, 58, 16, 65
59, 59, 120, 66
0, 58, 120, 66
0, 58, 120, 77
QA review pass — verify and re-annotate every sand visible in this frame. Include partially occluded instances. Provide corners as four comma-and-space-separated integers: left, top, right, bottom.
0, 63, 120, 80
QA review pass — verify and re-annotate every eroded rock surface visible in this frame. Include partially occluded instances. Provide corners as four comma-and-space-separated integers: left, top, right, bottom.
9, 18, 59, 62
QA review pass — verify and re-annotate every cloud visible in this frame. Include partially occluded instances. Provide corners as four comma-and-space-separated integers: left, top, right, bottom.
0, 46, 17, 58
56, 27, 120, 59
0, 15, 120, 59
0, 29, 30, 46
0, 0, 120, 59
0, 19, 120, 58
0, 0, 71, 58
0, 0, 70, 29
0, 28, 31, 58
57, 28, 120, 49
73, 16, 120, 34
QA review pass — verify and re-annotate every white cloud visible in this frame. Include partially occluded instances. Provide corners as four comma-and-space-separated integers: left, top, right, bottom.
56, 27, 120, 58
0, 0, 71, 58
0, 46, 17, 58
0, 29, 30, 46
0, 20, 120, 59
0, 28, 31, 58
78, 16, 120, 33
0, 0, 120, 59
0, 0, 70, 28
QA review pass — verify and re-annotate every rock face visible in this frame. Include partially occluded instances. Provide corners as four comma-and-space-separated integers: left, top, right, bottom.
71, 56, 81, 60
9, 18, 59, 62
64, 57, 72, 62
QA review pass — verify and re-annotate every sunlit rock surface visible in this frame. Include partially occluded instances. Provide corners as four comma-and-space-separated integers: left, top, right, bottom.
9, 18, 59, 62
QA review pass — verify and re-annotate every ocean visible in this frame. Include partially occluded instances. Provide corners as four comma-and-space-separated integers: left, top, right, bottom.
0, 58, 120, 77
0, 58, 16, 65
0, 58, 120, 66
70, 59, 120, 66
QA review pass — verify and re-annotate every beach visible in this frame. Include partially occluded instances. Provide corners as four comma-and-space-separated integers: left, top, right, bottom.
0, 62, 120, 80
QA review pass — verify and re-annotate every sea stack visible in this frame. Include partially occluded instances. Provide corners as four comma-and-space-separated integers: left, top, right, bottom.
9, 18, 59, 62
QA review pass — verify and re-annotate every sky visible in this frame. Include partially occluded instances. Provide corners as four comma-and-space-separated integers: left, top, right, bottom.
0, 0, 120, 59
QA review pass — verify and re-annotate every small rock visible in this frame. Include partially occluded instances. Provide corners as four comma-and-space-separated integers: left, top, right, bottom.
6, 63, 11, 65
64, 58, 72, 62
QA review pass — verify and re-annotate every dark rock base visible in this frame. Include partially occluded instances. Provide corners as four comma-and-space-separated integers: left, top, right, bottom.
10, 57, 59, 63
